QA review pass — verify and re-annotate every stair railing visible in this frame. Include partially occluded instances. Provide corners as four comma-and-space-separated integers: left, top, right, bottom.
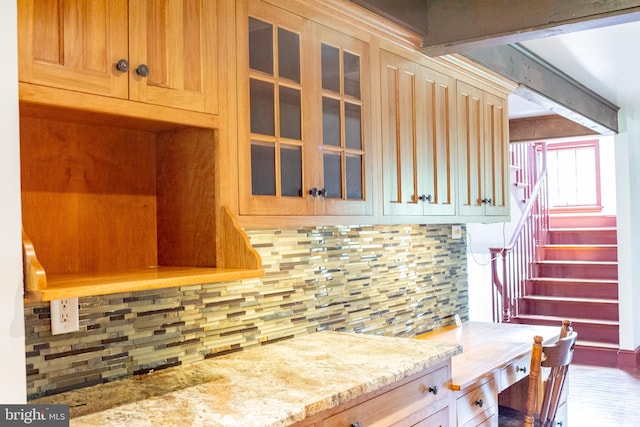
491, 142, 549, 322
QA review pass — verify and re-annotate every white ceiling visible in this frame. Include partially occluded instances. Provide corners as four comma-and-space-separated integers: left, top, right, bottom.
508, 19, 640, 119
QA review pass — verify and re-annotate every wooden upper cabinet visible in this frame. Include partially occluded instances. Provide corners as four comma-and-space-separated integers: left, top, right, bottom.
457, 81, 509, 217
315, 25, 372, 216
380, 50, 456, 218
238, 0, 372, 217
17, 0, 129, 98
128, 0, 218, 113
238, 0, 308, 216
18, 0, 218, 114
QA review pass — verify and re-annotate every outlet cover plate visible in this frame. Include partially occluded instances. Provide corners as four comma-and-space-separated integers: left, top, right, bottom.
452, 225, 462, 239
51, 297, 80, 335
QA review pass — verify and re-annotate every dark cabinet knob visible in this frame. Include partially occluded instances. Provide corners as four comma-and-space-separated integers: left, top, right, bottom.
115, 59, 129, 72
516, 366, 527, 374
350, 423, 362, 427
418, 194, 432, 202
136, 64, 150, 77
428, 385, 438, 395
475, 399, 484, 408
481, 198, 493, 205
309, 187, 319, 197
318, 188, 327, 197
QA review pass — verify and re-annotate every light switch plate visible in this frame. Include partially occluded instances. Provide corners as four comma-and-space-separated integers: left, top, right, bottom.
452, 225, 462, 239
51, 297, 80, 335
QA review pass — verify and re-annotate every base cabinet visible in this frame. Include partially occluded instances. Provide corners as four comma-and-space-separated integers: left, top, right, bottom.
293, 361, 453, 427
455, 378, 498, 427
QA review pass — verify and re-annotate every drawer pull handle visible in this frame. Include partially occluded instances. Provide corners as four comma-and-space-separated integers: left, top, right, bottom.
350, 423, 362, 427
428, 385, 438, 395
516, 366, 527, 374
474, 399, 484, 408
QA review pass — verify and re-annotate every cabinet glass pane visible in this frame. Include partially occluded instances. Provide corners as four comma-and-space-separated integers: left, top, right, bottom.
251, 143, 276, 195
344, 102, 361, 150
278, 28, 300, 83
321, 44, 340, 92
279, 86, 301, 140
343, 51, 361, 99
249, 18, 273, 74
250, 79, 275, 136
280, 145, 302, 197
346, 155, 363, 200
323, 152, 342, 199
322, 97, 341, 147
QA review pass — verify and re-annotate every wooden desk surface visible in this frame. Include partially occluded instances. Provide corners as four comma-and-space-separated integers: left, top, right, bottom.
416, 321, 559, 391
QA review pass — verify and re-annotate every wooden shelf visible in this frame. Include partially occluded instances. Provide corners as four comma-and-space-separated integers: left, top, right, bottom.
22, 206, 264, 303
23, 266, 264, 302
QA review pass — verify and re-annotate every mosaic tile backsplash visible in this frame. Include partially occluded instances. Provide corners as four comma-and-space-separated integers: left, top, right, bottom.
24, 224, 468, 399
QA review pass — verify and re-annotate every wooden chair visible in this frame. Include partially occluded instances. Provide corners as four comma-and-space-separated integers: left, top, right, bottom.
499, 321, 578, 427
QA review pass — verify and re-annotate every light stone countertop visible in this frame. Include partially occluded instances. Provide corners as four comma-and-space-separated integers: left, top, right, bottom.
33, 331, 462, 427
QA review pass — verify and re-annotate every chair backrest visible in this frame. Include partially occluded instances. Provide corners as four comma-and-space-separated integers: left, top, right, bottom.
524, 328, 578, 427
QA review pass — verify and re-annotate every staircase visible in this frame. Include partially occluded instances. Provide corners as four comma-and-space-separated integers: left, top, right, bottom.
516, 214, 619, 366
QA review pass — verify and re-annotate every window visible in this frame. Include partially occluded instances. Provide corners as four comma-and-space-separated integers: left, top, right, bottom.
546, 140, 602, 211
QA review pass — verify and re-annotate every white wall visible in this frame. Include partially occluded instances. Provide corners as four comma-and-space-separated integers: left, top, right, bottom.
615, 108, 640, 352
0, 1, 26, 403
599, 136, 617, 215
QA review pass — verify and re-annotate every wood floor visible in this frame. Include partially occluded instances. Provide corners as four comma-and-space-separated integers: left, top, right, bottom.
568, 363, 640, 425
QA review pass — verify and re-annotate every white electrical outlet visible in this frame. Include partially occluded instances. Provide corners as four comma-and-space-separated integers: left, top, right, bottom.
51, 297, 80, 335
452, 225, 462, 239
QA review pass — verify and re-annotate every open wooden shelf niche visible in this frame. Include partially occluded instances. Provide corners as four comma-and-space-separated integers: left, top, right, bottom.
20, 97, 263, 302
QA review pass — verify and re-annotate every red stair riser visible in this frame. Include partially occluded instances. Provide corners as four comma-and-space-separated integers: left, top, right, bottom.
542, 247, 617, 262
535, 263, 618, 280
572, 347, 619, 366
525, 280, 618, 299
520, 299, 619, 321
548, 230, 617, 245
549, 215, 617, 228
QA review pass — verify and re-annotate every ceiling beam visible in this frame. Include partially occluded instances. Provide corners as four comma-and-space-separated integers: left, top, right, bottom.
421, 0, 640, 56
462, 45, 619, 134
510, 115, 599, 143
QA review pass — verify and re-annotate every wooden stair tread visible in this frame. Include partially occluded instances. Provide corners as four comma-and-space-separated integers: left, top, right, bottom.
543, 244, 617, 248
549, 227, 617, 231
534, 260, 618, 265
529, 277, 618, 284
516, 314, 620, 326
522, 295, 618, 304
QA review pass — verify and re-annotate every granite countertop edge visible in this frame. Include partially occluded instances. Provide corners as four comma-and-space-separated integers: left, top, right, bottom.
33, 331, 462, 427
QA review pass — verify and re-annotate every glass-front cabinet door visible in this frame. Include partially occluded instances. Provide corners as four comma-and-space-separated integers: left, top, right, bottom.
238, 1, 307, 215
316, 26, 372, 216
238, 0, 371, 217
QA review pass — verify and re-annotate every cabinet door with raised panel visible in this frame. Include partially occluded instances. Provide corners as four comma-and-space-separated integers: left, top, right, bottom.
238, 0, 310, 215
416, 64, 456, 216
457, 80, 485, 217
482, 91, 509, 216
128, 0, 218, 114
316, 25, 372, 216
18, 0, 129, 98
380, 50, 422, 216
380, 50, 456, 218
457, 81, 510, 219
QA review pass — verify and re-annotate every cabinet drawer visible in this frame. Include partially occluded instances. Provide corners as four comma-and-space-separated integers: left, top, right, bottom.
412, 406, 449, 427
324, 366, 450, 427
461, 413, 497, 427
456, 378, 497, 427
498, 353, 530, 391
